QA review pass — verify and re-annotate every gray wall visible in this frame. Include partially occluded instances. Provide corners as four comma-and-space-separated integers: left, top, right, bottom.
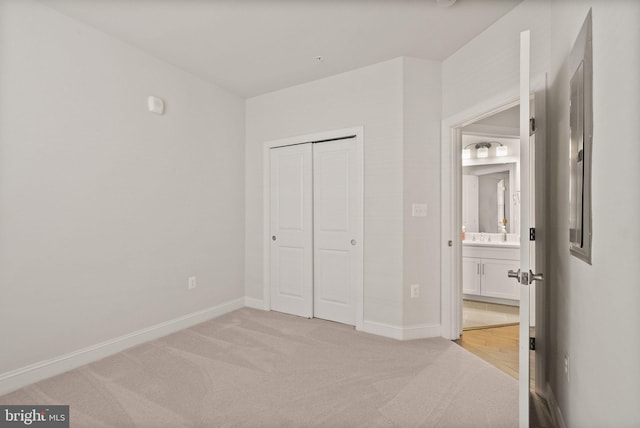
246, 57, 442, 330
402, 58, 442, 327
446, 0, 640, 425
0, 0, 246, 375
546, 1, 640, 426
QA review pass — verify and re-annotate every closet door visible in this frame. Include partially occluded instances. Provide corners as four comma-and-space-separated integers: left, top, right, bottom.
313, 138, 360, 326
270, 144, 313, 318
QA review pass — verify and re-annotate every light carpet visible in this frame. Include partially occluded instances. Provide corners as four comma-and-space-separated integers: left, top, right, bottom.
1, 308, 518, 427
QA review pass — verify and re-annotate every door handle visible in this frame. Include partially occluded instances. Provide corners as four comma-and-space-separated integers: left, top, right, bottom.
508, 269, 521, 281
272, 235, 277, 241
529, 270, 544, 283
350, 239, 357, 246
508, 269, 543, 285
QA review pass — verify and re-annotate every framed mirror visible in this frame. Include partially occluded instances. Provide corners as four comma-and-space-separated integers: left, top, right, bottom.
463, 162, 518, 234
569, 10, 593, 264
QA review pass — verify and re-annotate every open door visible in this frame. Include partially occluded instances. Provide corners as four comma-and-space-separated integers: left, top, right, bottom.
508, 30, 544, 428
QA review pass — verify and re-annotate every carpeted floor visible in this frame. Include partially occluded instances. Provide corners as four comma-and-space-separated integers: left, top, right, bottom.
1, 308, 518, 427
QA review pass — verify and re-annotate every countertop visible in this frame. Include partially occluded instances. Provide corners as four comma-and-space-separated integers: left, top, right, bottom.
462, 240, 520, 248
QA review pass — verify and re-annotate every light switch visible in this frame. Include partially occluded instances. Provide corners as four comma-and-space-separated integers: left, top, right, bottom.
412, 203, 427, 217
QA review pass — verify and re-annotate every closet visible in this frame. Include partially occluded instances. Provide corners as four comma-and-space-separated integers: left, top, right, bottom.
269, 135, 362, 326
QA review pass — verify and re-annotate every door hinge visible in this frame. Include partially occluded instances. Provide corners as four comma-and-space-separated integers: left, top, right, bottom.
529, 228, 536, 241
529, 117, 536, 136
529, 337, 536, 351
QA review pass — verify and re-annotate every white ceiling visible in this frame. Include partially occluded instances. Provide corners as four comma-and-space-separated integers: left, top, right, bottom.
41, 0, 522, 98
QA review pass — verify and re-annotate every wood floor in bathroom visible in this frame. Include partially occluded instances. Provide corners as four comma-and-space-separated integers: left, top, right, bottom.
456, 325, 555, 428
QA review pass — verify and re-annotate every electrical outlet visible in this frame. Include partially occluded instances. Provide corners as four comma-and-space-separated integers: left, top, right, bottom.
188, 276, 197, 290
563, 354, 569, 383
410, 284, 420, 298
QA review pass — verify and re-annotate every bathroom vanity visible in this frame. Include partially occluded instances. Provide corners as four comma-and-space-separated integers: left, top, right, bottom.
462, 237, 520, 304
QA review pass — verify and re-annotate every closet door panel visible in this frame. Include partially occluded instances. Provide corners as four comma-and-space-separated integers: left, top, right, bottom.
270, 144, 313, 318
313, 139, 359, 325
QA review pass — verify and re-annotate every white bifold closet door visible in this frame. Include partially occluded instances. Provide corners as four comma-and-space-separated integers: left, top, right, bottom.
270, 137, 359, 326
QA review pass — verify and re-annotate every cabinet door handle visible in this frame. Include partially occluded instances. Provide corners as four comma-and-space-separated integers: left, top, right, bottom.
477, 264, 480, 274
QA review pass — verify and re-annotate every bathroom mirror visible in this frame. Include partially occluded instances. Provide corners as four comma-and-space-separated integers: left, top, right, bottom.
462, 163, 518, 234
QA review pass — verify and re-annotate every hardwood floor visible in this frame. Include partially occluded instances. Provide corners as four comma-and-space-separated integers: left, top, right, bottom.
463, 300, 519, 330
456, 324, 520, 378
455, 325, 555, 428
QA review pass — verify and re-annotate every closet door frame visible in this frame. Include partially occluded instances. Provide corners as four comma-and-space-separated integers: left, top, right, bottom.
262, 127, 364, 331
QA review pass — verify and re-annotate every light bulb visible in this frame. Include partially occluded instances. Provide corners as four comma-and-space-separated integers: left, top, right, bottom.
477, 147, 489, 158
496, 145, 508, 157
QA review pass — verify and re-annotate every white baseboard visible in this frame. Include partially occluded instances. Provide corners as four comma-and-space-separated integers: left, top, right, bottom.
0, 297, 245, 396
546, 382, 567, 428
244, 297, 265, 310
402, 323, 442, 340
361, 320, 441, 340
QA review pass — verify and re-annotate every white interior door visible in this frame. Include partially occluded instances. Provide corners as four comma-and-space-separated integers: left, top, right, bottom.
270, 144, 313, 318
313, 138, 360, 326
514, 29, 544, 428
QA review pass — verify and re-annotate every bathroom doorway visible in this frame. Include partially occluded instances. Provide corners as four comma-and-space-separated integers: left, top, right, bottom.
459, 105, 524, 331
440, 73, 548, 400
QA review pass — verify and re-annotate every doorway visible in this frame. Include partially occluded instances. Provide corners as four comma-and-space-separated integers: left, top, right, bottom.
460, 105, 523, 331
262, 127, 364, 330
440, 74, 548, 400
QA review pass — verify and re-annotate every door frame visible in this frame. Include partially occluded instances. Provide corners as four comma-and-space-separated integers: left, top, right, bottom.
440, 76, 547, 395
262, 126, 364, 331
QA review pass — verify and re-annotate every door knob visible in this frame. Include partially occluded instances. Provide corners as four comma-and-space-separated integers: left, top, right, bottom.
507, 269, 521, 281
272, 235, 276, 241
350, 239, 357, 246
529, 270, 544, 283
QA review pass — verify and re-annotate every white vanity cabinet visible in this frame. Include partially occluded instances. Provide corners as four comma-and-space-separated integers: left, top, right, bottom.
462, 244, 520, 301
462, 257, 482, 295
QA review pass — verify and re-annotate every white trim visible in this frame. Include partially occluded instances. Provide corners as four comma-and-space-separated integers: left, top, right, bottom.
361, 321, 441, 341
401, 323, 442, 340
0, 298, 244, 396
262, 127, 365, 331
546, 383, 568, 428
461, 124, 519, 138
244, 297, 265, 310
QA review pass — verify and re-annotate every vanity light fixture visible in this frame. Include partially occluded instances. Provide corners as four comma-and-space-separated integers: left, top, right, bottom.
475, 142, 491, 158
462, 141, 508, 159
